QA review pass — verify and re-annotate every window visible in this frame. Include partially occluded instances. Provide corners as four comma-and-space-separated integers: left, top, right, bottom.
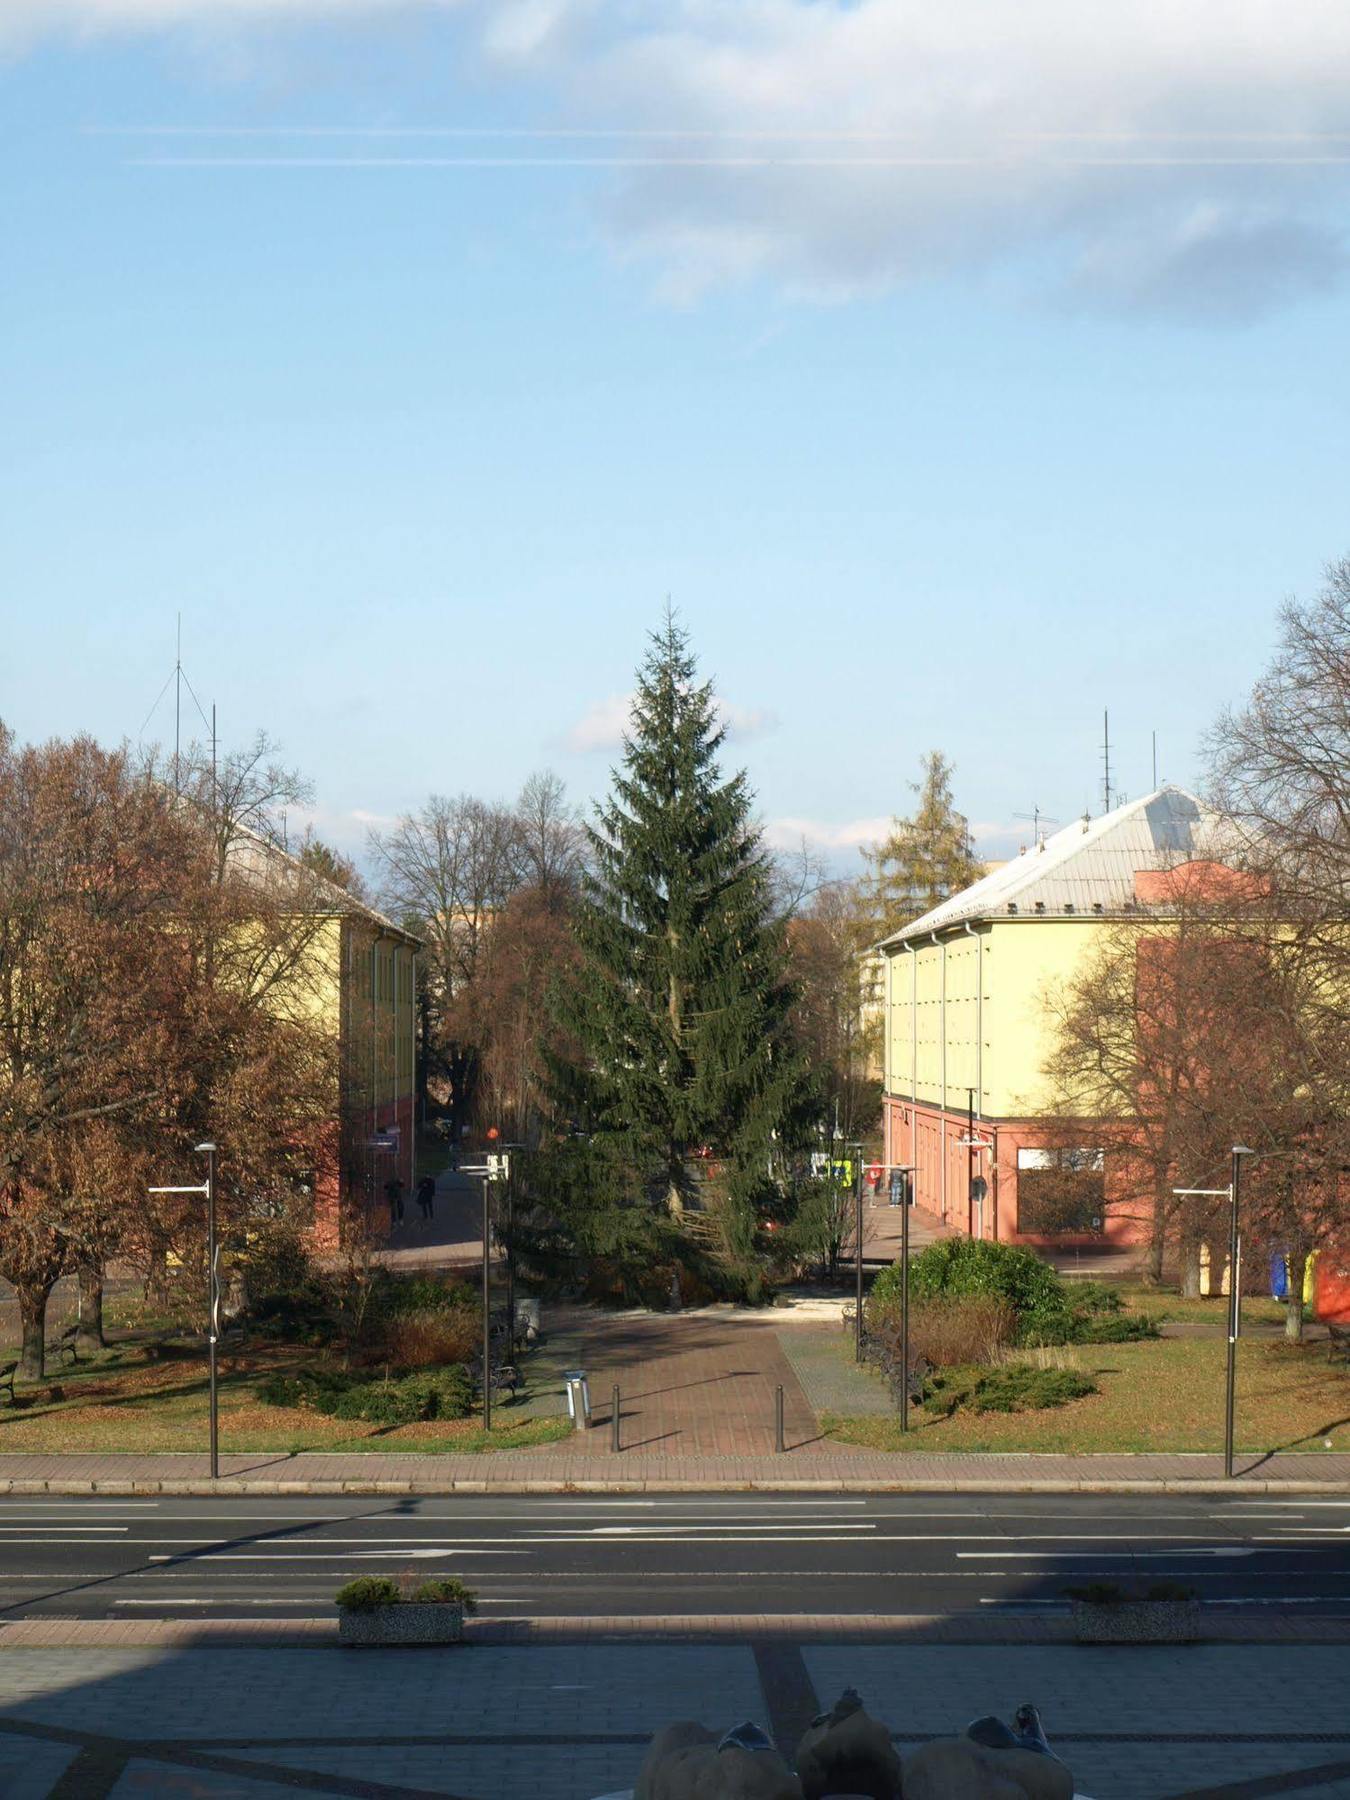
1017, 1146, 1105, 1234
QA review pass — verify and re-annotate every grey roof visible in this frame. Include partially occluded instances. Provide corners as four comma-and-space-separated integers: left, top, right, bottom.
879, 786, 1234, 947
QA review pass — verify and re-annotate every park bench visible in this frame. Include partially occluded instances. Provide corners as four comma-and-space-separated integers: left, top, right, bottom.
1328, 1322, 1349, 1365
52, 1323, 80, 1366
0, 1358, 16, 1405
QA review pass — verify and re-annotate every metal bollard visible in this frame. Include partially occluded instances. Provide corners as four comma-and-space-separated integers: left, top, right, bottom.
775, 1384, 785, 1454
564, 1369, 591, 1432
611, 1384, 621, 1453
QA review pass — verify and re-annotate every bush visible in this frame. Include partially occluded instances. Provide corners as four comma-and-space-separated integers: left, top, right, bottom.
411, 1577, 478, 1611
257, 1364, 474, 1424
365, 1271, 475, 1327
867, 1295, 1015, 1370
371, 1311, 480, 1370
922, 1363, 1097, 1417
335, 1577, 401, 1613
876, 1242, 1159, 1348
334, 1574, 478, 1612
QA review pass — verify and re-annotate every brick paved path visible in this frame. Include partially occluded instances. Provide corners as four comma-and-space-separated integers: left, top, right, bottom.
550, 1310, 819, 1456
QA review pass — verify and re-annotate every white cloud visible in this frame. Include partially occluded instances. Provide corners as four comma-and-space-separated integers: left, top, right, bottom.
763, 814, 890, 853
20, 0, 1350, 318
562, 691, 633, 753
563, 690, 777, 754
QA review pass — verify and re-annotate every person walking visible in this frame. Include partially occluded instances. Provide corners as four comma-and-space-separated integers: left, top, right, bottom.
417, 1175, 436, 1222
384, 1177, 405, 1228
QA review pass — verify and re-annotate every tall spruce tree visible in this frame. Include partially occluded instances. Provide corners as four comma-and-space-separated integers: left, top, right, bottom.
547, 614, 809, 1272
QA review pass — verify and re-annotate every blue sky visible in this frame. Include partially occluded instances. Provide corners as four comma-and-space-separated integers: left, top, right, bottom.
3, 2, 1348, 871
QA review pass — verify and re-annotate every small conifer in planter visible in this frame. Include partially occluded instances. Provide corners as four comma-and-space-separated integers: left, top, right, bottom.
336, 1574, 478, 1645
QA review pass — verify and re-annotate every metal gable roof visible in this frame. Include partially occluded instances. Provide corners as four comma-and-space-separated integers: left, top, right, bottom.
878, 785, 1232, 947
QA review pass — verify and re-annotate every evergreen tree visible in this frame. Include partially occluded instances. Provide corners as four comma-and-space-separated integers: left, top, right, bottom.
862, 750, 982, 938
545, 613, 810, 1277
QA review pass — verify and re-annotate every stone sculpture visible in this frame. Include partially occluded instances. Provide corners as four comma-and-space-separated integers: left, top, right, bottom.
634, 1720, 803, 1800
794, 1688, 902, 1800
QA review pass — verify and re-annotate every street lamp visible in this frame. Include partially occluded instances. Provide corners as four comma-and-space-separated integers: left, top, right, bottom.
149, 1141, 219, 1479
1174, 1144, 1256, 1480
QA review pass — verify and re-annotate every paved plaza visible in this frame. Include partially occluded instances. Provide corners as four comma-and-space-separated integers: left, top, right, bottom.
1, 1639, 1348, 1799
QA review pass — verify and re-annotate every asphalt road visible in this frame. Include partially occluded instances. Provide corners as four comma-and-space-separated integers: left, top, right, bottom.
1, 1492, 1349, 1623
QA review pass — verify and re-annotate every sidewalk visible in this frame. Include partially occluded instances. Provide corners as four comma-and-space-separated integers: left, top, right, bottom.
2, 1447, 1348, 1493
1, 1637, 1347, 1799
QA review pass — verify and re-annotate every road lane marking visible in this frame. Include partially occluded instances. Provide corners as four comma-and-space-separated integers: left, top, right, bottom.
146, 1549, 533, 1562
957, 1548, 1260, 1559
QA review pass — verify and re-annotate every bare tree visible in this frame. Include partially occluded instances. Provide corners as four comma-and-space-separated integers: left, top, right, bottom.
1207, 558, 1350, 939
514, 771, 584, 899
368, 794, 522, 1126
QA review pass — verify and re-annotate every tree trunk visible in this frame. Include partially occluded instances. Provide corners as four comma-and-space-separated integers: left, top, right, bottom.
1181, 1239, 1202, 1300
1285, 1248, 1307, 1343
1145, 1220, 1166, 1285
17, 1283, 51, 1383
77, 1261, 105, 1353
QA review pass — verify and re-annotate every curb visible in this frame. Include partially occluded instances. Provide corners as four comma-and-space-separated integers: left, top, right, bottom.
3, 1613, 1349, 1649
2, 1477, 1349, 1496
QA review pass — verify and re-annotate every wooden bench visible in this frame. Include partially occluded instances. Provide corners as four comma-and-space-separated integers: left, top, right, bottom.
0, 1358, 16, 1404
52, 1323, 80, 1367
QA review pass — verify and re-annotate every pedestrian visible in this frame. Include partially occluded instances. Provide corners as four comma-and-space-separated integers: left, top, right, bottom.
384, 1176, 405, 1227
417, 1175, 436, 1221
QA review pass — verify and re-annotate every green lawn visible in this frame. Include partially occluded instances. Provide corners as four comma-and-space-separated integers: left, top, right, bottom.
1111, 1280, 1289, 1329
0, 1339, 571, 1455
825, 1334, 1350, 1454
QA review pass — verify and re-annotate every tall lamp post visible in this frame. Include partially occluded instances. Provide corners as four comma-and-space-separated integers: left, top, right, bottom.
1174, 1143, 1255, 1480
149, 1141, 219, 1480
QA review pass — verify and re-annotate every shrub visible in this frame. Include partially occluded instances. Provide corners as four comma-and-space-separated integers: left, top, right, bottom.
1066, 1581, 1194, 1605
365, 1271, 474, 1328
867, 1295, 1016, 1370
246, 1281, 338, 1346
372, 1310, 480, 1370
258, 1364, 474, 1424
874, 1244, 1159, 1348
335, 1577, 401, 1612
877, 1238, 1066, 1320
411, 1577, 478, 1611
922, 1363, 1097, 1417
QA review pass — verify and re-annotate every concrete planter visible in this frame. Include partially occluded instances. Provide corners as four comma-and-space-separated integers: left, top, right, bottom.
338, 1603, 466, 1647
1071, 1598, 1202, 1644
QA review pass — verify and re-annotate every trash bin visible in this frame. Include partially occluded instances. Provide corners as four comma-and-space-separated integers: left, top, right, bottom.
564, 1369, 591, 1431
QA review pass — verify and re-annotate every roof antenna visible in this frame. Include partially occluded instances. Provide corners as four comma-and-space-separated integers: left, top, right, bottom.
136, 616, 213, 794
1101, 709, 1113, 813
1014, 805, 1060, 846
1152, 729, 1158, 791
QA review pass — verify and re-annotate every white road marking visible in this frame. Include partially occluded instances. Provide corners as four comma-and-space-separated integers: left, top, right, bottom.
147, 1549, 532, 1562
957, 1548, 1259, 1559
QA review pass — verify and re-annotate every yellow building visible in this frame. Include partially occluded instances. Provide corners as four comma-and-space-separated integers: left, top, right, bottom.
876, 786, 1228, 1247
229, 826, 419, 1241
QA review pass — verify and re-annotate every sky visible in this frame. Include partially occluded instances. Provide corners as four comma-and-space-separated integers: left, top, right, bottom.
3, 1, 1349, 874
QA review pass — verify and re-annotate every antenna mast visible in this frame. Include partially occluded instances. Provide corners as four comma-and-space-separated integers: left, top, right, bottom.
1101, 710, 1113, 813
1152, 730, 1158, 791
174, 613, 182, 793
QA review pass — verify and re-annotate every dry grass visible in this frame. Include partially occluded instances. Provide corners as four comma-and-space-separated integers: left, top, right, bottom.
367, 1310, 479, 1370
826, 1335, 1350, 1454
0, 1340, 568, 1455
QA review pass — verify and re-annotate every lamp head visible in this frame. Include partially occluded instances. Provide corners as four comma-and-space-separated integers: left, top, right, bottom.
195, 1141, 217, 1154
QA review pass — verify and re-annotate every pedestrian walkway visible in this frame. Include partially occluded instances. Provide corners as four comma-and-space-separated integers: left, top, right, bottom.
1, 1446, 1346, 1492
0, 1638, 1347, 1799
